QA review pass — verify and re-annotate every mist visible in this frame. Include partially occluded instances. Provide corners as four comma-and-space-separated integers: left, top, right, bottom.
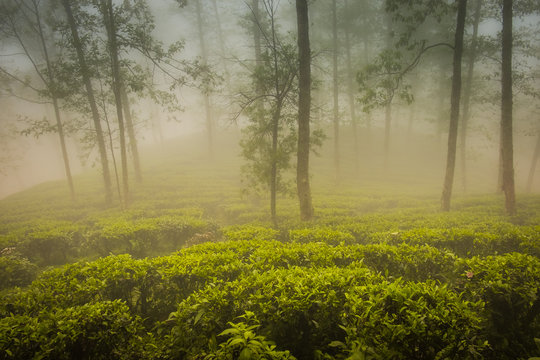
0, 0, 538, 202
1, 1, 540, 359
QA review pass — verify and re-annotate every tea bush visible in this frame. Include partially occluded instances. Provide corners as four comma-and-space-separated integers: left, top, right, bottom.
0, 300, 145, 360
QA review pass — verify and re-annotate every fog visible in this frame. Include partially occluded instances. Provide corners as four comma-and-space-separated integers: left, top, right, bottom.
0, 0, 539, 200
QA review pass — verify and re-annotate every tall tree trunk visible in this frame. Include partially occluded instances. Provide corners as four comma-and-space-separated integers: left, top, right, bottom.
52, 99, 75, 201
103, 108, 123, 202
296, 0, 313, 221
441, 0, 467, 212
30, 0, 75, 201
384, 101, 392, 170
527, 127, 540, 192
270, 102, 282, 225
103, 0, 129, 206
344, 0, 359, 174
121, 87, 142, 183
195, 0, 213, 159
332, 0, 340, 182
269, 4, 281, 225
460, 0, 482, 192
61, 0, 112, 204
500, 0, 516, 215
436, 65, 448, 141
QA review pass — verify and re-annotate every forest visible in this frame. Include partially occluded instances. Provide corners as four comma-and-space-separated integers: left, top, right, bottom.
0, 0, 539, 359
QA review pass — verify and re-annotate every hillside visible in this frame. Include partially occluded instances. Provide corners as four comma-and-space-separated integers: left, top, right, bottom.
0, 131, 539, 360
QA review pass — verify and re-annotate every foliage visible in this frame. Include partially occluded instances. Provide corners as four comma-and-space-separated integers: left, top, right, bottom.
0, 300, 146, 360
0, 251, 37, 290
202, 312, 296, 360
333, 280, 487, 359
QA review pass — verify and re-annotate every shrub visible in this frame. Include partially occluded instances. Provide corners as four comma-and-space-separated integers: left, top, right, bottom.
334, 280, 487, 359
0, 300, 147, 360
162, 265, 380, 360
289, 227, 355, 246
0, 252, 37, 290
223, 225, 280, 242
455, 253, 540, 359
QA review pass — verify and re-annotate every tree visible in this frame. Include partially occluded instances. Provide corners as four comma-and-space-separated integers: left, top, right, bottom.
500, 0, 516, 215
296, 0, 313, 221
238, 0, 299, 224
527, 123, 540, 192
441, 0, 467, 212
331, 0, 340, 182
100, 0, 129, 206
61, 0, 113, 205
460, 0, 483, 192
0, 0, 75, 200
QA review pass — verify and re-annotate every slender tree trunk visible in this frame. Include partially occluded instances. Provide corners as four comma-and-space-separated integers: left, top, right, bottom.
384, 101, 392, 170
436, 66, 448, 140
103, 0, 129, 206
296, 0, 313, 221
332, 0, 340, 182
344, 0, 359, 174
269, 4, 281, 225
460, 0, 482, 192
61, 0, 112, 204
252, 0, 264, 116
362, 24, 372, 139
527, 128, 540, 192
121, 87, 142, 183
383, 14, 393, 169
31, 0, 75, 201
270, 102, 282, 225
500, 0, 516, 215
195, 0, 213, 159
103, 108, 122, 202
252, 0, 262, 72
52, 99, 75, 201
441, 0, 467, 212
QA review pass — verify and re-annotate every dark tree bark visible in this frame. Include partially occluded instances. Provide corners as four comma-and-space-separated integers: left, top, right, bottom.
102, 0, 129, 206
61, 0, 113, 205
441, 0, 467, 212
500, 0, 516, 215
527, 128, 540, 192
121, 87, 142, 183
344, 0, 359, 174
332, 0, 340, 182
460, 0, 482, 192
384, 101, 392, 169
296, 0, 313, 221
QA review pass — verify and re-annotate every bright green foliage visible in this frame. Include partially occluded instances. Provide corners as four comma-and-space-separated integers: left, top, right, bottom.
0, 252, 37, 289
289, 227, 355, 246
1, 164, 539, 360
203, 312, 296, 360
335, 280, 486, 359
223, 225, 280, 242
456, 253, 540, 358
163, 265, 381, 359
0, 300, 145, 360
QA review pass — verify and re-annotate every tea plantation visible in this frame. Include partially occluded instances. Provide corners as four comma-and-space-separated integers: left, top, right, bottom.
0, 148, 539, 360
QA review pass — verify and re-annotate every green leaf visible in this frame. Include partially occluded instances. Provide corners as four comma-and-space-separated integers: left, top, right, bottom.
328, 341, 346, 348
239, 347, 253, 360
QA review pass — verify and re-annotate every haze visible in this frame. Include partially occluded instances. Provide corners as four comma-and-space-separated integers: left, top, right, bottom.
0, 0, 538, 203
